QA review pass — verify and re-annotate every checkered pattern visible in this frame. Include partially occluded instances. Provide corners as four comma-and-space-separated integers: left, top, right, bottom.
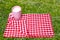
4, 14, 54, 38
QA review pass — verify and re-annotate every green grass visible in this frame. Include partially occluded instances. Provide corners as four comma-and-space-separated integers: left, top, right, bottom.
0, 0, 60, 40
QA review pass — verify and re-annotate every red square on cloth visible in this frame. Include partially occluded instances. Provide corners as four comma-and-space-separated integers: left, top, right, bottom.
3, 14, 54, 38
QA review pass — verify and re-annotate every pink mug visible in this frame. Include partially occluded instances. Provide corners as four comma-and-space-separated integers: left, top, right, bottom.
9, 6, 22, 21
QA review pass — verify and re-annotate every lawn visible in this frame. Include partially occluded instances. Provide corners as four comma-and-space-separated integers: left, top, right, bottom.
0, 0, 60, 40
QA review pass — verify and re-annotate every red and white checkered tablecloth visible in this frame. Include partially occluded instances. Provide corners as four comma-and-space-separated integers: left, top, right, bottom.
3, 14, 54, 38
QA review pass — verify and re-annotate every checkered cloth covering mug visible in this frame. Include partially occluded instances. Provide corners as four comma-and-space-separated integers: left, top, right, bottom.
3, 14, 54, 38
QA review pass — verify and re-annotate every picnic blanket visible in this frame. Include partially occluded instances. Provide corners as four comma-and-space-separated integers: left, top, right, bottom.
3, 14, 54, 38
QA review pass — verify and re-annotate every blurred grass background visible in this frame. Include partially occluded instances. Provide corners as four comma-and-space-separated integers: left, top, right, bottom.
0, 0, 60, 40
